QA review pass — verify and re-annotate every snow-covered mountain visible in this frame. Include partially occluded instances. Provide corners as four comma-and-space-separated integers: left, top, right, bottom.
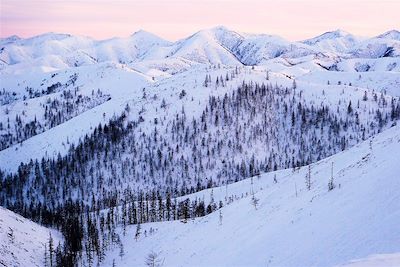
376, 29, 400, 41
0, 31, 172, 73
302, 29, 363, 54
0, 26, 399, 267
233, 32, 317, 65
1, 27, 399, 75
302, 29, 400, 60
353, 37, 400, 58
165, 27, 242, 65
99, 122, 400, 267
94, 30, 172, 63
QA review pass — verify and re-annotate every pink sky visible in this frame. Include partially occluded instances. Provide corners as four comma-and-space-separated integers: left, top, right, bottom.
1, 0, 399, 41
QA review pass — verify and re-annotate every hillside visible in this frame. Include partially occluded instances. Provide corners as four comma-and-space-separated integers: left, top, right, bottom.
0, 206, 62, 267
0, 26, 399, 267
301, 29, 363, 54
99, 123, 400, 267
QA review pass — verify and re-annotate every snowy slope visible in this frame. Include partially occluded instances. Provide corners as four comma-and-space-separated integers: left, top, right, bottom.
1, 27, 400, 267
165, 27, 242, 66
302, 29, 364, 55
0, 26, 400, 266
297, 66, 400, 96
0, 64, 279, 173
1, 59, 398, 175
376, 30, 400, 41
93, 30, 172, 63
353, 37, 400, 58
233, 33, 316, 65
302, 29, 400, 59
0, 63, 151, 172
100, 124, 400, 267
338, 253, 400, 267
0, 206, 62, 267
0, 31, 172, 74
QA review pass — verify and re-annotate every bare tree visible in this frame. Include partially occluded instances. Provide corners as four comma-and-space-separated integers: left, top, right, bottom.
251, 195, 259, 210
145, 250, 163, 267
305, 165, 311, 190
119, 243, 124, 259
135, 223, 141, 241
328, 162, 335, 191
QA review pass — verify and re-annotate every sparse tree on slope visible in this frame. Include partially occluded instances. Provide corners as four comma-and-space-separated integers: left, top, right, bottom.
145, 251, 163, 267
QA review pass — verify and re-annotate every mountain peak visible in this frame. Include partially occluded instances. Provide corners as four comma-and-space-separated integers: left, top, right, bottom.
330, 29, 351, 37
376, 29, 400, 40
209, 25, 230, 32
132, 29, 160, 39
0, 35, 21, 44
304, 29, 351, 44
132, 29, 154, 36
130, 29, 171, 45
191, 26, 233, 37
23, 32, 73, 44
300, 29, 362, 54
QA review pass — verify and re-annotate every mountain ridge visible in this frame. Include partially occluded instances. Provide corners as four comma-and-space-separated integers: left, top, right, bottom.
1, 26, 399, 74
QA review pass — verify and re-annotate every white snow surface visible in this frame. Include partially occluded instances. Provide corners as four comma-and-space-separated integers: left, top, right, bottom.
0, 63, 151, 171
301, 29, 364, 55
100, 124, 400, 267
337, 252, 400, 267
0, 206, 62, 267
1, 26, 400, 267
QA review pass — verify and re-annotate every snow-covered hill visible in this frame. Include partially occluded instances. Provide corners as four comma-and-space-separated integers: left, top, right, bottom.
166, 26, 242, 65
376, 30, 400, 41
0, 26, 399, 267
0, 31, 172, 74
0, 206, 62, 267
100, 123, 400, 267
301, 29, 400, 59
353, 37, 400, 58
302, 29, 363, 55
0, 62, 151, 171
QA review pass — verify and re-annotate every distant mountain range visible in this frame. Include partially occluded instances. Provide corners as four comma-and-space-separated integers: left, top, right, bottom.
1, 27, 399, 74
